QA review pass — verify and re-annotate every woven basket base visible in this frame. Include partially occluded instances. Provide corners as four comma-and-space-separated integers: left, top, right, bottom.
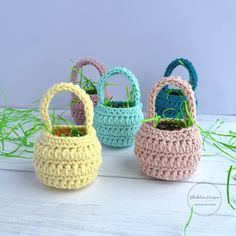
35, 171, 99, 190
98, 136, 134, 148
138, 160, 198, 181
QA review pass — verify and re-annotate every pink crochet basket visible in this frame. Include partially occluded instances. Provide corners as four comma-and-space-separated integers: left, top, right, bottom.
134, 76, 202, 181
71, 58, 106, 125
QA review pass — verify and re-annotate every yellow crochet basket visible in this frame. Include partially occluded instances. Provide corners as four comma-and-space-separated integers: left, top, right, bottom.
33, 82, 102, 190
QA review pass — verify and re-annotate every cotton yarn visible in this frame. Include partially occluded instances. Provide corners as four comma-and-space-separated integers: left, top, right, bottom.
94, 67, 144, 147
155, 58, 198, 118
71, 58, 106, 125
33, 82, 102, 190
135, 76, 202, 181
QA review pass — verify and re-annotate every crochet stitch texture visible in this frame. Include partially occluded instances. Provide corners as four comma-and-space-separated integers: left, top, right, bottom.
33, 82, 102, 190
135, 76, 202, 181
155, 58, 198, 118
94, 67, 144, 147
71, 58, 106, 125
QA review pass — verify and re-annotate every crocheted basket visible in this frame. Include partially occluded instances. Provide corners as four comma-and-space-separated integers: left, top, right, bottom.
135, 76, 202, 181
33, 82, 102, 190
94, 67, 144, 147
155, 58, 198, 118
71, 58, 106, 125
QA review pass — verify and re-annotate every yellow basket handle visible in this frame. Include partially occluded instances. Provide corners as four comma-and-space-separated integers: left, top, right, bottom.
40, 82, 93, 133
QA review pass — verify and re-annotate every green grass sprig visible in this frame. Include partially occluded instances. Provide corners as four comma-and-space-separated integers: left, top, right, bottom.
104, 96, 113, 107
141, 101, 194, 130
104, 85, 136, 108
0, 107, 43, 158
142, 113, 161, 128
72, 67, 118, 95
56, 115, 81, 137
226, 165, 235, 210
184, 207, 194, 236
0, 106, 80, 158
125, 85, 135, 108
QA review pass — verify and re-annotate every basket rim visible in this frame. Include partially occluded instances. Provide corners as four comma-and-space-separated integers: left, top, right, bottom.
142, 118, 197, 134
41, 124, 96, 141
96, 100, 142, 111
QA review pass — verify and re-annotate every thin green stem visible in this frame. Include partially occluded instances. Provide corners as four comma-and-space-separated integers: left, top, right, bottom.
226, 165, 235, 209
184, 207, 194, 236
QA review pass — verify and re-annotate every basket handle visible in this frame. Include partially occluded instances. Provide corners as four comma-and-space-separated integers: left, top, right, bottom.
164, 58, 198, 91
40, 83, 94, 133
148, 76, 197, 121
71, 58, 106, 84
98, 67, 141, 105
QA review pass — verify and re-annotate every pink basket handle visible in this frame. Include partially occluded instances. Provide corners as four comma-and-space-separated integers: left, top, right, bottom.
71, 58, 106, 84
148, 76, 197, 121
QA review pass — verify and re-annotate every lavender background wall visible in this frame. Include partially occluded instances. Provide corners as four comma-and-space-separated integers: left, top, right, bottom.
0, 0, 235, 114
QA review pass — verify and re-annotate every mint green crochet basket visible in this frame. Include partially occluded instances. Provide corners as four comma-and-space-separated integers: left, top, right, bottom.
94, 67, 144, 147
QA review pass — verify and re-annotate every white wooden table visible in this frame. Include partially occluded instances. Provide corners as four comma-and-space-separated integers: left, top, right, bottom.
0, 114, 236, 236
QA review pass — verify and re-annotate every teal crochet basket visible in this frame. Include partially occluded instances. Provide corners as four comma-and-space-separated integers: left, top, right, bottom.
94, 67, 144, 147
155, 58, 198, 118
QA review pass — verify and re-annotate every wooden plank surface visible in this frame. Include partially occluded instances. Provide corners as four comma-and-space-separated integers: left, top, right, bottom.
0, 113, 236, 235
